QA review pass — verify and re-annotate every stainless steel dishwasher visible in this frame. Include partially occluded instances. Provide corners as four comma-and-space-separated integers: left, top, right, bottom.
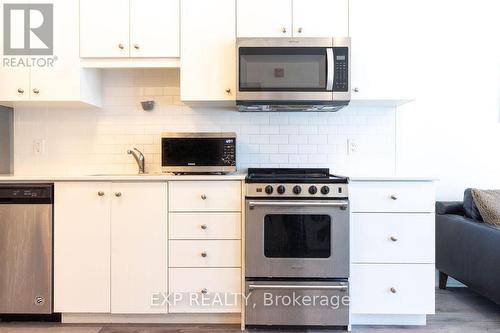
0, 184, 53, 314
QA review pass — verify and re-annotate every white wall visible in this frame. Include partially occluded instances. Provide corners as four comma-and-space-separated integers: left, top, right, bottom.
396, 1, 500, 200
13, 69, 396, 176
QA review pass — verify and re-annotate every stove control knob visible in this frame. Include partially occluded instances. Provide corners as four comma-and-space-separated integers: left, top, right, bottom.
308, 185, 318, 195
265, 185, 274, 195
293, 185, 302, 195
321, 186, 330, 195
277, 185, 286, 194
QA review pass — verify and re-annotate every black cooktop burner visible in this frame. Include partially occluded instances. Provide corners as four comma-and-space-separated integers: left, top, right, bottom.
246, 168, 349, 184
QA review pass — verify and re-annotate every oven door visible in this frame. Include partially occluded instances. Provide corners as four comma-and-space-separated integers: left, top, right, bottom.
237, 38, 334, 102
245, 200, 349, 278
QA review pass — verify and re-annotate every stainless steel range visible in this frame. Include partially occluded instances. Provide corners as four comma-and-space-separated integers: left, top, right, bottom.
245, 168, 350, 328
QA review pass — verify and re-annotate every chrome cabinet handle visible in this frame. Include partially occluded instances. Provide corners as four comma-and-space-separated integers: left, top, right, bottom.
297, 27, 303, 33
390, 194, 398, 200
201, 194, 207, 200
17, 88, 24, 94
133, 44, 139, 50
390, 236, 398, 242
248, 284, 348, 292
390, 287, 397, 294
97, 191, 105, 197
118, 43, 125, 50
33, 88, 40, 94
201, 224, 208, 230
201, 288, 208, 294
225, 88, 231, 94
281, 27, 287, 33
115, 192, 122, 197
353, 87, 360, 93
201, 251, 207, 258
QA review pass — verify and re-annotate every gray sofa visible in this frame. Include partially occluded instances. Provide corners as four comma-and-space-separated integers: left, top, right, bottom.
436, 201, 500, 305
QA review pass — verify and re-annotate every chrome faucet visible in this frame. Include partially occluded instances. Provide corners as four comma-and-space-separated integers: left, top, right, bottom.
127, 148, 145, 174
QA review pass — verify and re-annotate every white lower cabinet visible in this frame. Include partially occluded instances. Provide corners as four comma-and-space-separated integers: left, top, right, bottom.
54, 182, 111, 313
54, 181, 167, 314
110, 182, 167, 314
169, 268, 241, 313
350, 264, 435, 315
168, 180, 243, 313
349, 180, 436, 325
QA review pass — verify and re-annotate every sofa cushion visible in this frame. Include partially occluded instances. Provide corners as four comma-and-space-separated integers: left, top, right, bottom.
464, 188, 484, 221
472, 189, 500, 226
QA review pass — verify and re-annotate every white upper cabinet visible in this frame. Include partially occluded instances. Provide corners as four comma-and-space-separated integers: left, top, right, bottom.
130, 0, 180, 58
237, 0, 292, 37
292, 0, 348, 37
80, 0, 130, 58
80, 0, 180, 59
349, 0, 420, 102
0, 0, 101, 107
237, 0, 348, 38
180, 0, 236, 101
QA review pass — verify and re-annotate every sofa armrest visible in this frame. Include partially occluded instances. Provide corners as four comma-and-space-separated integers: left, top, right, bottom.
436, 201, 464, 215
436, 213, 500, 304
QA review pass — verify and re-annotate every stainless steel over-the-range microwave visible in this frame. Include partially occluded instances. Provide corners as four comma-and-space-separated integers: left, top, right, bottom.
236, 37, 351, 112
161, 132, 236, 174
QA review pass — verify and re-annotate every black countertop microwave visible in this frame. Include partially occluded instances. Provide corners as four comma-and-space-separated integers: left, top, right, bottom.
161, 132, 236, 174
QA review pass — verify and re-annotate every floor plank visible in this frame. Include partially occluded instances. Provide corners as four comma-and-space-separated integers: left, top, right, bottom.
1, 288, 500, 332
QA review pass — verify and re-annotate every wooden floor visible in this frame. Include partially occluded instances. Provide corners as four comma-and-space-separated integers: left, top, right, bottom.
1, 288, 500, 332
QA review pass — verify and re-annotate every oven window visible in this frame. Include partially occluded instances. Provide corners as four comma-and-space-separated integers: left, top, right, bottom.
264, 214, 331, 258
239, 47, 327, 91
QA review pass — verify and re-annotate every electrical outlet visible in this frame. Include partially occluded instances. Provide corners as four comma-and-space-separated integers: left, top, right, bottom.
347, 138, 358, 155
33, 139, 45, 155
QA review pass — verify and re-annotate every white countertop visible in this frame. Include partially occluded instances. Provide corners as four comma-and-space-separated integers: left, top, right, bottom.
0, 173, 437, 182
0, 173, 247, 182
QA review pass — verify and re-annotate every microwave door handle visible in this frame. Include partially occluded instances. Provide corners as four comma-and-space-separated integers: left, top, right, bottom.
326, 48, 334, 91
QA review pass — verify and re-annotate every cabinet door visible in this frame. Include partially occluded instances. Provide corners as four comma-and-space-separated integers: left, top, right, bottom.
54, 182, 111, 313
180, 0, 236, 101
29, 0, 81, 101
111, 182, 167, 314
80, 0, 129, 58
130, 0, 179, 58
349, 0, 420, 101
237, 0, 292, 37
0, 0, 30, 101
292, 0, 348, 37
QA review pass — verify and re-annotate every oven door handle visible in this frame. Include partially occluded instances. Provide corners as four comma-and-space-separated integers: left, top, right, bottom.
248, 200, 348, 209
248, 284, 348, 292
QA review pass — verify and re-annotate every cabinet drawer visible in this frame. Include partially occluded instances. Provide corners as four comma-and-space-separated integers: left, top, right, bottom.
349, 181, 435, 213
169, 240, 241, 267
169, 268, 241, 313
169, 213, 241, 240
169, 181, 241, 211
350, 264, 435, 315
352, 213, 434, 263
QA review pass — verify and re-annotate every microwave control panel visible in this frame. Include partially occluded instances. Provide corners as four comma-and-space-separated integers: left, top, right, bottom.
222, 138, 236, 166
333, 47, 349, 92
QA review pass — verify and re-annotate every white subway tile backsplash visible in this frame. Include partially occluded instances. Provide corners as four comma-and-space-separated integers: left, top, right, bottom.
13, 69, 396, 175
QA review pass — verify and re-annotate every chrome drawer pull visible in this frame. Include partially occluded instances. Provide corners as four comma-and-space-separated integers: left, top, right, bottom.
201, 251, 207, 258
201, 194, 207, 200
201, 288, 208, 294
390, 194, 398, 200
390, 236, 398, 242
201, 224, 208, 230
390, 287, 397, 294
